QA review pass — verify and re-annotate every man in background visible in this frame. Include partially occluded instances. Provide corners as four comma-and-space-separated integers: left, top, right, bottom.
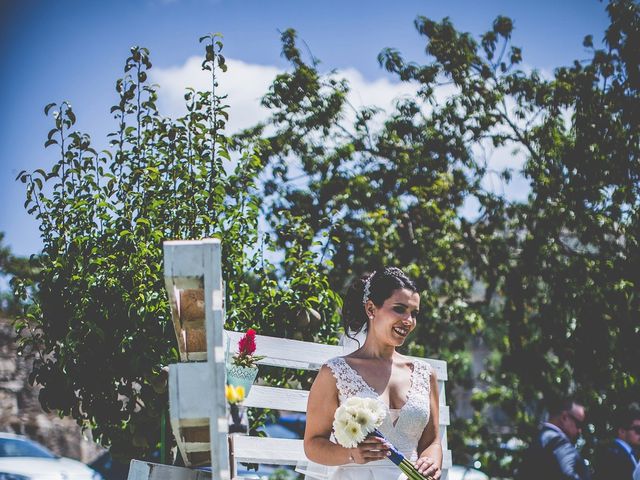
594, 403, 640, 480
517, 397, 591, 480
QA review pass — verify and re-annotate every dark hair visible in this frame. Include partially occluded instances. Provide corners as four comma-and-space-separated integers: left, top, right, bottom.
342, 267, 418, 341
546, 396, 579, 417
614, 402, 640, 430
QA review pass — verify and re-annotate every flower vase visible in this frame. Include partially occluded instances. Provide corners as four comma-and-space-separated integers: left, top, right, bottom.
226, 364, 259, 396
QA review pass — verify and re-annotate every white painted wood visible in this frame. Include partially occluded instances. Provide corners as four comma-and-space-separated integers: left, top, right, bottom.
185, 352, 207, 362
225, 330, 448, 381
164, 240, 213, 282
163, 240, 229, 477
184, 442, 212, 453
203, 241, 230, 480
169, 362, 189, 464
243, 385, 309, 412
128, 460, 212, 480
443, 450, 453, 471
232, 436, 303, 465
170, 363, 210, 421
169, 366, 450, 426
440, 426, 449, 451
231, 437, 454, 469
190, 328, 447, 379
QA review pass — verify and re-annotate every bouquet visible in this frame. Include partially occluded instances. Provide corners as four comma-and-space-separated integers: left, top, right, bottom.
333, 397, 433, 480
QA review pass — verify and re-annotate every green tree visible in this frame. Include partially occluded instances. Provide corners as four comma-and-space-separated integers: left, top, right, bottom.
247, 18, 519, 474
16, 36, 340, 461
467, 0, 640, 473
250, 1, 639, 476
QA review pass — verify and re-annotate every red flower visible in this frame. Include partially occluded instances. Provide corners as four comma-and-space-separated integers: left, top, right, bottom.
238, 328, 257, 356
231, 328, 263, 367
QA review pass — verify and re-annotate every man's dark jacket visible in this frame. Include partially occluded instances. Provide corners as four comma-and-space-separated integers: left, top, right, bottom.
517, 424, 591, 480
594, 440, 637, 480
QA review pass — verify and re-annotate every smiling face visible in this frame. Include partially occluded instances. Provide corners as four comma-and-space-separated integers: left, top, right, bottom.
365, 288, 420, 347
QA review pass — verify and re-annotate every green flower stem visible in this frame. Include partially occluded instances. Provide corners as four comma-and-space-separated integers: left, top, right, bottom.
399, 458, 433, 480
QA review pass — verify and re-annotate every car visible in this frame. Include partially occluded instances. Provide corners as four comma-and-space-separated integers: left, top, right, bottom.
0, 432, 104, 480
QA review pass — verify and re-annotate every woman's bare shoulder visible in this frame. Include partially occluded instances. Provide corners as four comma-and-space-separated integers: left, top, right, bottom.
310, 363, 339, 393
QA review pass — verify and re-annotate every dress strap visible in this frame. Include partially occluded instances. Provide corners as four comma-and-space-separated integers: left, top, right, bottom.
412, 360, 432, 398
326, 357, 365, 400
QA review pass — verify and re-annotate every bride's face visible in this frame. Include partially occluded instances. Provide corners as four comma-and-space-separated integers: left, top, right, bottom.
366, 288, 420, 347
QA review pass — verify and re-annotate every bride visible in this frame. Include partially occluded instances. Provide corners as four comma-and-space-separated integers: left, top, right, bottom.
303, 267, 442, 480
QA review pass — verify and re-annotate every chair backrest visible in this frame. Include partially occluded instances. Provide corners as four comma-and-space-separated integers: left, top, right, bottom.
163, 239, 452, 480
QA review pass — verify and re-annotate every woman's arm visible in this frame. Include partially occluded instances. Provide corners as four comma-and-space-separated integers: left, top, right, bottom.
303, 365, 389, 466
415, 367, 443, 479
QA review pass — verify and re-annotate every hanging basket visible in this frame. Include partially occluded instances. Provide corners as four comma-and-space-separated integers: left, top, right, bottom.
226, 363, 259, 396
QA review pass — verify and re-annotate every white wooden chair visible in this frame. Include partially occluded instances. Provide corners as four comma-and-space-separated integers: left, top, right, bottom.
128, 239, 452, 480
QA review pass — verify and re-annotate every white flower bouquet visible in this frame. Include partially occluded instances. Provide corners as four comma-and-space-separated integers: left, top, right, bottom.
333, 397, 433, 480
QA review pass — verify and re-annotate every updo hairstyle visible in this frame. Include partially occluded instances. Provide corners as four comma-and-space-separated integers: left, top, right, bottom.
342, 267, 418, 340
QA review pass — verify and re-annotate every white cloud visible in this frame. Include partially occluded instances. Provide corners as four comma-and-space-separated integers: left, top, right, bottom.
151, 55, 436, 134
152, 55, 531, 201
152, 56, 281, 133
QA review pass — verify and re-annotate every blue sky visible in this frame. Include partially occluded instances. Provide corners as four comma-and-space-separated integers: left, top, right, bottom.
0, 0, 610, 256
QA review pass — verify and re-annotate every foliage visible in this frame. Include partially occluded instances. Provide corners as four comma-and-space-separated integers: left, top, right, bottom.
0, 233, 35, 316
247, 20, 509, 473
16, 35, 341, 461
469, 0, 640, 473
13, 1, 639, 475
252, 23, 487, 407
248, 1, 639, 476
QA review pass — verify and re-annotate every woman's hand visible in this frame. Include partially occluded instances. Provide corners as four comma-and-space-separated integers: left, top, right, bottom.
415, 456, 441, 479
349, 436, 390, 464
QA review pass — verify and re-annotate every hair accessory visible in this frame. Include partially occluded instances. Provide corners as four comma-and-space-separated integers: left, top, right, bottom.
384, 267, 406, 280
362, 271, 376, 305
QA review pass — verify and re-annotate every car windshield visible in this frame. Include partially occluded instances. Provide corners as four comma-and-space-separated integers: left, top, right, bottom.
0, 437, 57, 458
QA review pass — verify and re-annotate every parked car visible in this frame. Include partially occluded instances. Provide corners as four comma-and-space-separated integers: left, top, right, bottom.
0, 432, 104, 480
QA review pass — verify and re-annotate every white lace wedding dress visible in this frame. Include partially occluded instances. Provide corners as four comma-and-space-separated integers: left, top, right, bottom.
299, 356, 432, 480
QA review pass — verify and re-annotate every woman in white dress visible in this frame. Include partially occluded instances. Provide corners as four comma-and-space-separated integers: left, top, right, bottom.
304, 268, 442, 480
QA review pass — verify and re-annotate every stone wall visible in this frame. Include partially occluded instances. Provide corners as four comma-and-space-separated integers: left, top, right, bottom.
0, 316, 105, 463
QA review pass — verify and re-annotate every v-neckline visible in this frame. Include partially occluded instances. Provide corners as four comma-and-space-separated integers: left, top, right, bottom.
339, 357, 416, 413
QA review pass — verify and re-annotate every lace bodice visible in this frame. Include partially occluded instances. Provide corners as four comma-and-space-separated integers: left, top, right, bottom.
326, 357, 431, 459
